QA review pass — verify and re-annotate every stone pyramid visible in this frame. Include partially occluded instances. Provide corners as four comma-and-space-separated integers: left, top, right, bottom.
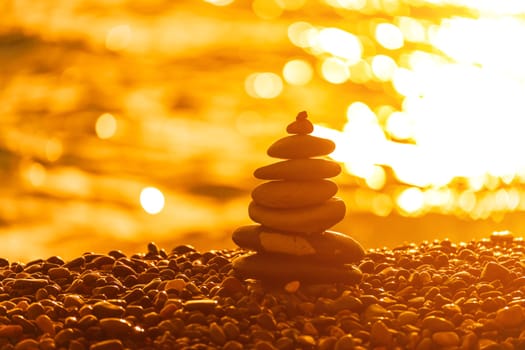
232, 111, 364, 284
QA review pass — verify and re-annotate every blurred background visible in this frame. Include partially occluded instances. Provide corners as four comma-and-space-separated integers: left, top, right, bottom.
1, 0, 525, 261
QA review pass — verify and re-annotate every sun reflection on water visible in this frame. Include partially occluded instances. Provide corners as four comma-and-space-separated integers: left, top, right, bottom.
1, 0, 525, 259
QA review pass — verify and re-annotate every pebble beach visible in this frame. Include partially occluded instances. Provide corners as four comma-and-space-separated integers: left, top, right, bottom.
0, 232, 523, 349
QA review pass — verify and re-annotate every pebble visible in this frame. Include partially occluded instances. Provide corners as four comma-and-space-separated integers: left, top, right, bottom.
256, 312, 277, 330
495, 304, 524, 328
14, 339, 39, 350
183, 299, 218, 312
35, 314, 55, 336
334, 334, 355, 350
13, 279, 48, 290
256, 340, 278, 350
275, 336, 294, 350
232, 253, 362, 284
99, 318, 132, 337
363, 304, 393, 323
432, 331, 460, 347
286, 111, 314, 134
252, 180, 338, 208
284, 280, 300, 293
480, 261, 511, 282
219, 276, 244, 296
47, 267, 71, 280
254, 159, 342, 180
421, 315, 454, 332
92, 301, 125, 319
209, 322, 227, 345
89, 339, 124, 350
164, 278, 186, 292
0, 324, 23, 338
223, 340, 244, 350
267, 135, 335, 159
223, 321, 240, 340
232, 225, 364, 263
397, 310, 418, 325
370, 320, 392, 346
248, 198, 346, 234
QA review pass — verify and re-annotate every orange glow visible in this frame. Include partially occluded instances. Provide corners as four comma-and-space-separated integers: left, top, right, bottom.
375, 23, 404, 50
283, 59, 313, 86
140, 187, 165, 215
245, 72, 284, 99
105, 25, 133, 52
45, 138, 63, 162
3, 0, 525, 260
397, 187, 424, 215
95, 113, 118, 139
320, 58, 350, 84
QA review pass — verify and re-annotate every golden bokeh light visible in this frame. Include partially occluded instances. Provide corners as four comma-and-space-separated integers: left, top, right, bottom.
275, 0, 306, 10
4, 0, 525, 259
385, 111, 413, 140
252, 0, 283, 20
320, 57, 350, 84
397, 187, 424, 215
317, 28, 362, 64
375, 23, 404, 50
204, 0, 234, 6
282, 59, 313, 86
287, 22, 314, 48
371, 55, 397, 81
95, 113, 118, 140
245, 72, 284, 99
24, 162, 46, 187
140, 187, 165, 215
330, 0, 366, 10
105, 24, 133, 52
45, 138, 63, 162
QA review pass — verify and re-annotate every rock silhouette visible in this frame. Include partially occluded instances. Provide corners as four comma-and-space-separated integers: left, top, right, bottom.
232, 111, 364, 284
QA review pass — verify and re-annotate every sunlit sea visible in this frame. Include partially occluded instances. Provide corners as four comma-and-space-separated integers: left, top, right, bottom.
2, 0, 525, 261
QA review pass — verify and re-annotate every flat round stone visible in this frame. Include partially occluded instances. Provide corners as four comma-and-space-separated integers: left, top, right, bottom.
267, 135, 335, 159
232, 253, 362, 284
287, 112, 314, 134
254, 159, 341, 180
251, 180, 337, 208
248, 198, 346, 234
232, 225, 365, 263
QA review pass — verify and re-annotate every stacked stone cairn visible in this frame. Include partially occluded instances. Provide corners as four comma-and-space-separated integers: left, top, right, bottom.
232, 111, 365, 284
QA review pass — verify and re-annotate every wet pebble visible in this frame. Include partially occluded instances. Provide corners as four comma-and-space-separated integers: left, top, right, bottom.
421, 315, 454, 332
0, 324, 23, 338
209, 322, 227, 345
495, 304, 524, 328
14, 339, 39, 350
184, 299, 218, 312
92, 301, 125, 319
432, 331, 460, 346
480, 261, 511, 282
35, 314, 55, 336
99, 318, 132, 337
89, 339, 124, 350
370, 320, 392, 346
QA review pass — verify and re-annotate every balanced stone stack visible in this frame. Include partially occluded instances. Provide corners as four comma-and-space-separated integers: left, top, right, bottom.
232, 111, 365, 284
